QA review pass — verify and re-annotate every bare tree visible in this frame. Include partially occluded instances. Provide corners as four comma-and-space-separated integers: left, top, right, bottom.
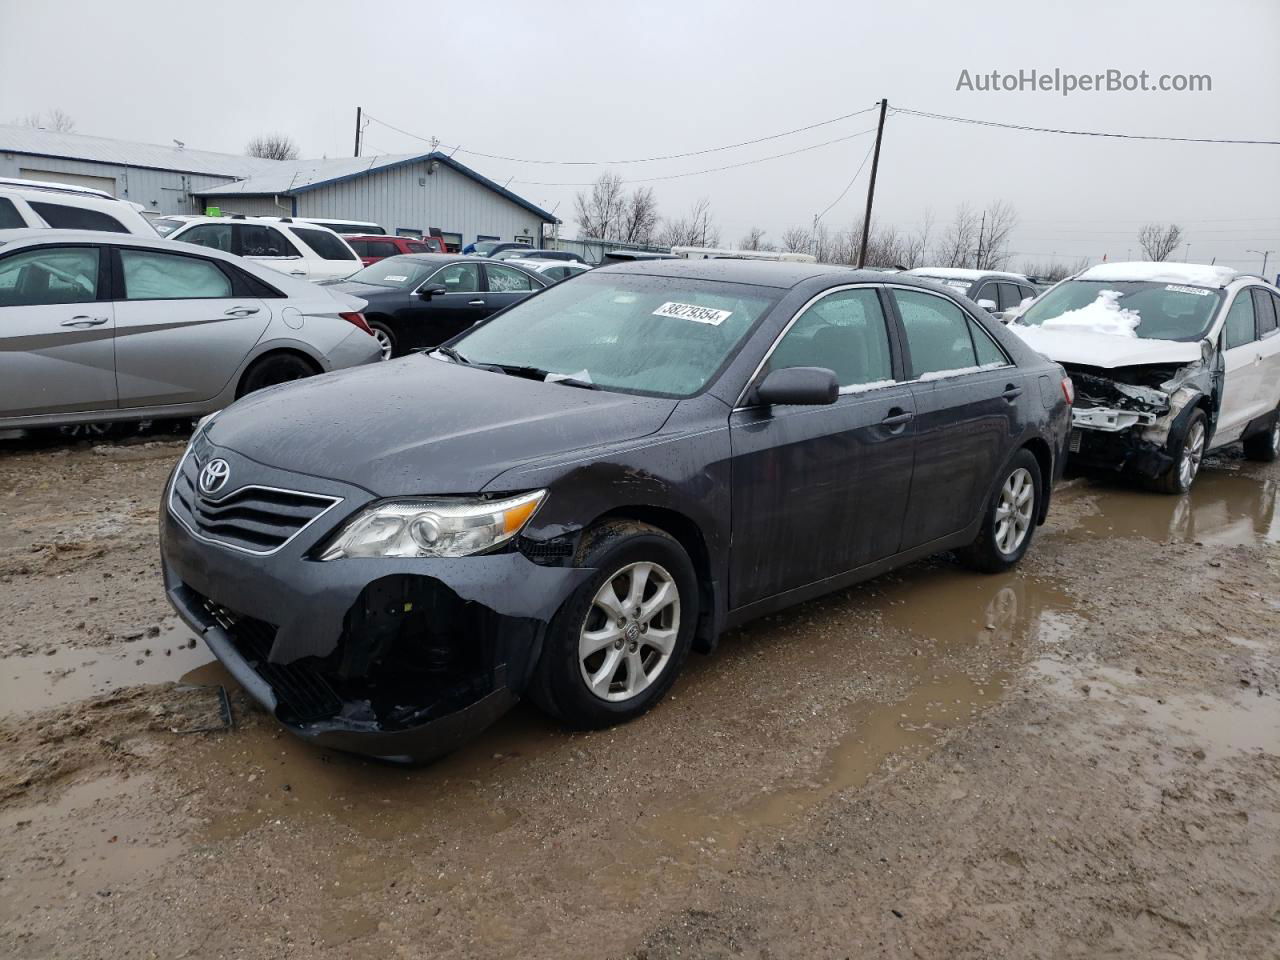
1137, 223, 1185, 261
617, 186, 660, 245
18, 108, 76, 132
898, 210, 934, 269
935, 204, 980, 267
245, 133, 300, 161
1020, 258, 1089, 282
974, 200, 1018, 270
658, 197, 719, 248
739, 226, 768, 251
780, 225, 812, 254
573, 173, 627, 240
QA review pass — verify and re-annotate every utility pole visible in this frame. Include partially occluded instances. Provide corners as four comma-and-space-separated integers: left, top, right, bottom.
812, 213, 819, 260
857, 99, 888, 269
1248, 248, 1273, 277
353, 106, 362, 158
975, 211, 987, 270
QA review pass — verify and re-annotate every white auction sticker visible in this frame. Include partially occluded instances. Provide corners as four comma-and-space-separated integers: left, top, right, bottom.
1164, 284, 1211, 296
652, 301, 732, 326
383, 275, 408, 282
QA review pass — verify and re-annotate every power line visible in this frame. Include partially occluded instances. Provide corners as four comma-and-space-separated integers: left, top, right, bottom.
892, 105, 1280, 146
816, 140, 877, 222
363, 104, 880, 166
506, 128, 878, 187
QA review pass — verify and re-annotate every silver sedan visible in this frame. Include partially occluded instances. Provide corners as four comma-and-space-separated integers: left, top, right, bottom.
0, 229, 382, 433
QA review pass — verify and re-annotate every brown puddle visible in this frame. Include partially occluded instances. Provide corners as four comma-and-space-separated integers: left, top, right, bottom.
1070, 458, 1279, 545
0, 621, 211, 715
0, 773, 182, 924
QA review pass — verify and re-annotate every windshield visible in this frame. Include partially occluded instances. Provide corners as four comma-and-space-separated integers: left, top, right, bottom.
344, 256, 439, 289
471, 241, 501, 256
1019, 280, 1223, 341
150, 218, 184, 236
450, 272, 779, 398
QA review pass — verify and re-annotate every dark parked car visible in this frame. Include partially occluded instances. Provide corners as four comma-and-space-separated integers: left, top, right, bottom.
160, 260, 1071, 762
325, 253, 549, 359
463, 240, 535, 258
346, 234, 433, 266
906, 268, 1041, 320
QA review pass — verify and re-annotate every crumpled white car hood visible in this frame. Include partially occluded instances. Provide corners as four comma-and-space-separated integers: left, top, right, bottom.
1008, 324, 1202, 369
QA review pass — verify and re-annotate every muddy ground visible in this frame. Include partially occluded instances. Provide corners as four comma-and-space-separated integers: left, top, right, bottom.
0, 432, 1277, 959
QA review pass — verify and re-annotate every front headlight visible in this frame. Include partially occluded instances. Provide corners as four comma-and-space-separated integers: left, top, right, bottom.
318, 490, 545, 560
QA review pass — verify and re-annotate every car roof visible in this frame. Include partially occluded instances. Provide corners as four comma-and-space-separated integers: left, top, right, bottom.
345, 233, 417, 242
594, 256, 884, 289
907, 267, 1030, 282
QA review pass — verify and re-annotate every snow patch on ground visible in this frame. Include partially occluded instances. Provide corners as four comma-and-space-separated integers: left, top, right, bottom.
1035, 289, 1141, 337
1079, 261, 1236, 288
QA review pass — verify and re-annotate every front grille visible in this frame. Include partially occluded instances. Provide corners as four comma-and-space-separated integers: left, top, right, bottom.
202, 599, 343, 723
170, 452, 340, 555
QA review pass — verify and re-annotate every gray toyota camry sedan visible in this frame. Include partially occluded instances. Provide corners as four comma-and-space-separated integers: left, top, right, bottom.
160, 259, 1072, 762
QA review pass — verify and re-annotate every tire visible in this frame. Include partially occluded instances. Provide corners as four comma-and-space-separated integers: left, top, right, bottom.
1146, 407, 1207, 494
236, 352, 318, 398
367, 320, 396, 361
527, 521, 697, 729
958, 448, 1042, 574
1242, 410, 1280, 463
56, 421, 124, 440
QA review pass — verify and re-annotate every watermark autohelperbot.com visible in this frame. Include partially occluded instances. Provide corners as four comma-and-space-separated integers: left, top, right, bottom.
956, 68, 1212, 96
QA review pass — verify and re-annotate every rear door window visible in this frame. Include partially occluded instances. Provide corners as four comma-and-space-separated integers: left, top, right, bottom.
28, 201, 129, 234
406, 241, 430, 253
1252, 288, 1278, 336
0, 197, 25, 229
293, 227, 359, 261
486, 263, 537, 292
0, 246, 100, 307
997, 283, 1024, 311
1223, 292, 1257, 349
969, 318, 1010, 366
120, 249, 232, 300
973, 282, 998, 306
178, 223, 232, 252
893, 289, 979, 377
428, 262, 481, 293
238, 224, 298, 258
368, 240, 400, 259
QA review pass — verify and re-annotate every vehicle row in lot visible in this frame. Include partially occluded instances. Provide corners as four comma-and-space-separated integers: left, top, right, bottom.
905, 267, 1042, 320
328, 253, 551, 359
159, 259, 1072, 761
1008, 262, 1280, 492
167, 216, 363, 283
0, 230, 381, 433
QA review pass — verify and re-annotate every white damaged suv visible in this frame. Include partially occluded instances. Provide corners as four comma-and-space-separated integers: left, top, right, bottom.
1008, 262, 1280, 493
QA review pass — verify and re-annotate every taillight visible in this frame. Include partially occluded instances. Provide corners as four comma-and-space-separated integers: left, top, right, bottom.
339, 311, 374, 336
1061, 377, 1075, 405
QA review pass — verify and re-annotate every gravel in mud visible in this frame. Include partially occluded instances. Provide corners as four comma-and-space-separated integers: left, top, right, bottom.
1, 434, 1277, 959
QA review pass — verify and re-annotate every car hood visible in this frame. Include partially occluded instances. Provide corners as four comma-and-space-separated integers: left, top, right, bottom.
1007, 324, 1202, 369
205, 357, 678, 496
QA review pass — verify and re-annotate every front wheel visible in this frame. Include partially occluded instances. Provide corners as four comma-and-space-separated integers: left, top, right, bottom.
1147, 407, 1207, 494
959, 449, 1042, 573
528, 521, 697, 729
237, 352, 318, 398
367, 320, 396, 361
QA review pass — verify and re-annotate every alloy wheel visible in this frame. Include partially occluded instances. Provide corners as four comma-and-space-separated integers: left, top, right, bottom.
994, 467, 1035, 555
372, 327, 393, 360
578, 561, 680, 703
1179, 419, 1206, 488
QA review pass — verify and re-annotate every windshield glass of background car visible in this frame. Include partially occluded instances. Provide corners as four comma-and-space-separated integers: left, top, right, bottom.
1019, 280, 1222, 341
346, 256, 438, 288
452, 272, 779, 398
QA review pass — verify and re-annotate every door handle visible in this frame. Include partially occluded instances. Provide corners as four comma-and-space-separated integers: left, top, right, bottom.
467, 299, 486, 306
289, 271, 307, 276
60, 315, 109, 328
224, 306, 260, 317
1001, 384, 1024, 401
880, 408, 913, 428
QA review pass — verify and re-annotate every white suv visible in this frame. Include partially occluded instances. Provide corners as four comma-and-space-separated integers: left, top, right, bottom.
0, 178, 158, 237
168, 216, 361, 282
1009, 262, 1280, 493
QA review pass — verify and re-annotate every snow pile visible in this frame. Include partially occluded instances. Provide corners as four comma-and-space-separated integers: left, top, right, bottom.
918, 361, 1007, 382
838, 379, 896, 395
1037, 289, 1141, 337
1079, 261, 1236, 288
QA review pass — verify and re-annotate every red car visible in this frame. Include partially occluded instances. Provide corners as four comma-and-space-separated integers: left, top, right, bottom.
346, 234, 441, 266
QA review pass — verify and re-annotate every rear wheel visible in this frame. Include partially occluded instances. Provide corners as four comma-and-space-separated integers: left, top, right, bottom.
57, 421, 123, 440
237, 352, 318, 398
1147, 407, 1207, 494
367, 320, 396, 361
528, 521, 696, 729
1242, 410, 1280, 462
959, 449, 1041, 573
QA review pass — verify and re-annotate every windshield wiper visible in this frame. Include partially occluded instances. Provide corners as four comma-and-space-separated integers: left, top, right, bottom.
431, 346, 470, 365
487, 363, 600, 389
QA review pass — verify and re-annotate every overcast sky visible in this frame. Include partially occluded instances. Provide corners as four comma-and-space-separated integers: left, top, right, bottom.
2, 0, 1277, 273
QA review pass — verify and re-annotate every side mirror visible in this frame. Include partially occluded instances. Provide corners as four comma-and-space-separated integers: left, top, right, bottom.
976, 298, 997, 312
419, 285, 448, 299
755, 367, 839, 407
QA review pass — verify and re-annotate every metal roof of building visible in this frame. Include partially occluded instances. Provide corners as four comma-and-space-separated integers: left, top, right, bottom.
197, 151, 559, 223
0, 124, 283, 178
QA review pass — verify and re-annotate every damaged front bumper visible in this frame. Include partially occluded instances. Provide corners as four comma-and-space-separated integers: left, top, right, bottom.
160, 499, 593, 763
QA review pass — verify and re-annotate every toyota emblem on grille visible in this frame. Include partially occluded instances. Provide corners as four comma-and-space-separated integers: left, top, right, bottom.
199, 458, 231, 495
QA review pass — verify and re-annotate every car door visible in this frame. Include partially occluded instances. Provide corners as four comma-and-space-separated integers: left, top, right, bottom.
400, 260, 487, 350
729, 286, 916, 608
483, 262, 546, 313
111, 246, 270, 406
1251, 290, 1280, 417
890, 286, 1021, 551
1215, 289, 1261, 444
288, 226, 361, 281
235, 223, 309, 280
0, 243, 116, 419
